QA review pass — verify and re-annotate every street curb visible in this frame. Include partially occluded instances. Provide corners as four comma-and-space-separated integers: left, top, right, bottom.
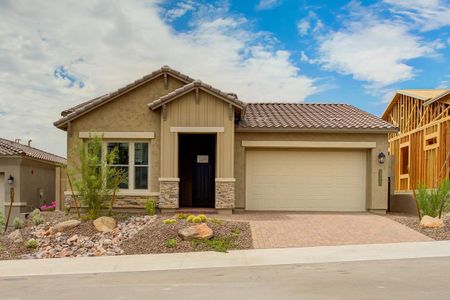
1, 241, 449, 277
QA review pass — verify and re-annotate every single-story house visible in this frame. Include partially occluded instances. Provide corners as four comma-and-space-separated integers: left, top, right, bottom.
54, 66, 397, 214
0, 138, 66, 220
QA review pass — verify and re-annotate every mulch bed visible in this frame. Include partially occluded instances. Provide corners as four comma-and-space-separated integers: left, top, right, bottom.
387, 213, 450, 240
122, 216, 253, 254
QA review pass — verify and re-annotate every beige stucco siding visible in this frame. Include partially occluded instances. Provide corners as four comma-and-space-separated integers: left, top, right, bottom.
161, 89, 235, 178
234, 132, 389, 210
67, 76, 185, 193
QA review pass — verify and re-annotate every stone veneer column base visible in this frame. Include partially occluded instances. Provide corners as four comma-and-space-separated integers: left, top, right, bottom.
215, 178, 235, 209
159, 179, 179, 209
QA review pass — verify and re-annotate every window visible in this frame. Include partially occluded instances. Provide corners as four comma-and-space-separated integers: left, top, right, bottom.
103, 141, 150, 191
400, 146, 409, 175
134, 143, 148, 189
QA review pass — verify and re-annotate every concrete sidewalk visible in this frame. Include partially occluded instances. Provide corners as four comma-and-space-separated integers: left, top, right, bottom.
1, 240, 449, 278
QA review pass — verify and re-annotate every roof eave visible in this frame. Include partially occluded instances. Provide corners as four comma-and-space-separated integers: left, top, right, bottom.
424, 90, 450, 106
235, 127, 399, 134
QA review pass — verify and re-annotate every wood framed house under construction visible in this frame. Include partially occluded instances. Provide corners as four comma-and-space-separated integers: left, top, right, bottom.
382, 89, 450, 195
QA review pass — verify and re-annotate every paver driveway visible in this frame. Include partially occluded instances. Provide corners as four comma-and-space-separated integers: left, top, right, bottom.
221, 212, 432, 249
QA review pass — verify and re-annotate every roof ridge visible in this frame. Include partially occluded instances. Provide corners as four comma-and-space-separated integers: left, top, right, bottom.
0, 138, 66, 160
0, 137, 67, 164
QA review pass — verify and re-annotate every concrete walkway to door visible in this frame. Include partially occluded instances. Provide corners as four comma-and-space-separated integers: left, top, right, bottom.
221, 212, 432, 249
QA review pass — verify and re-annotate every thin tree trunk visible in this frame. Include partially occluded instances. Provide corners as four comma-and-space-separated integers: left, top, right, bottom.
67, 174, 81, 218
4, 188, 14, 233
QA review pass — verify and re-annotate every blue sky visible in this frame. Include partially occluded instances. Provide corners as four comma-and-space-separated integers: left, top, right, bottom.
0, 0, 449, 155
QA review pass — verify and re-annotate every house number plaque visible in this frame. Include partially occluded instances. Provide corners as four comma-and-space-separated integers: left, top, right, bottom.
197, 155, 209, 163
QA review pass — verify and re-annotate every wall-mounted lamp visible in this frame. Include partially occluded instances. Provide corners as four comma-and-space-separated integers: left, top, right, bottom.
378, 152, 386, 164
7, 175, 14, 185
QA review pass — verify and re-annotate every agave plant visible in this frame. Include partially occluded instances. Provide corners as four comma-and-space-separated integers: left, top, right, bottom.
415, 179, 450, 218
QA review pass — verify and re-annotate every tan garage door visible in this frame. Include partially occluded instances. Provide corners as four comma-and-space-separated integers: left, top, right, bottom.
246, 149, 367, 211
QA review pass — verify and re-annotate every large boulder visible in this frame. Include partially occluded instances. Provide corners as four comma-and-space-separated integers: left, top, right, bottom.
178, 223, 213, 241
420, 215, 444, 228
7, 229, 23, 243
53, 220, 81, 232
93, 216, 117, 232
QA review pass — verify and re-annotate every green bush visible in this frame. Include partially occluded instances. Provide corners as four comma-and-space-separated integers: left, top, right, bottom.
192, 216, 202, 223
32, 209, 44, 226
25, 239, 38, 249
416, 179, 450, 218
187, 215, 195, 222
13, 217, 24, 229
198, 214, 207, 222
193, 236, 233, 253
208, 217, 223, 225
175, 213, 187, 219
0, 211, 5, 231
165, 239, 177, 248
145, 198, 156, 216
163, 219, 177, 224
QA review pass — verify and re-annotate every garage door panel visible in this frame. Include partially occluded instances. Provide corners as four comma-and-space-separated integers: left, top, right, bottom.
246, 150, 366, 211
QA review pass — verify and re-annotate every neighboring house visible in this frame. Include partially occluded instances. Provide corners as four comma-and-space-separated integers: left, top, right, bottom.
0, 138, 66, 220
54, 66, 397, 214
382, 89, 450, 212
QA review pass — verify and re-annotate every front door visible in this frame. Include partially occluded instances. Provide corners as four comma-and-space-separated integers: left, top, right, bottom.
179, 134, 216, 207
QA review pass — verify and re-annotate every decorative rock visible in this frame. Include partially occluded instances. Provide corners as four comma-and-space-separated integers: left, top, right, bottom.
420, 215, 444, 228
178, 223, 213, 241
93, 216, 117, 232
67, 234, 78, 244
53, 220, 81, 232
8, 230, 23, 243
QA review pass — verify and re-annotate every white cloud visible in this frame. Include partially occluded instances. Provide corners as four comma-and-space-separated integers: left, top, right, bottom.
0, 0, 317, 156
297, 20, 310, 36
317, 17, 436, 89
384, 0, 450, 31
256, 0, 281, 10
164, 0, 195, 22
296, 11, 323, 36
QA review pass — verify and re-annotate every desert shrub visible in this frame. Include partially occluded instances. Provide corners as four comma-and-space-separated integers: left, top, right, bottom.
165, 239, 177, 248
208, 217, 223, 225
145, 198, 156, 216
416, 179, 450, 218
13, 217, 24, 229
187, 215, 195, 222
193, 236, 234, 253
163, 219, 177, 224
25, 239, 38, 249
70, 136, 125, 220
0, 211, 5, 231
175, 213, 187, 219
192, 216, 202, 223
32, 209, 44, 226
198, 214, 207, 222
231, 227, 240, 236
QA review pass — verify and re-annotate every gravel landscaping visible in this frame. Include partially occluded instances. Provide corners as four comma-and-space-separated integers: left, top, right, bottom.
0, 212, 253, 260
122, 215, 253, 254
387, 213, 450, 240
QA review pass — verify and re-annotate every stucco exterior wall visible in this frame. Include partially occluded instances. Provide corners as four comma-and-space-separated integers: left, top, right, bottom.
234, 131, 389, 210
160, 89, 235, 179
66, 75, 185, 196
0, 157, 21, 215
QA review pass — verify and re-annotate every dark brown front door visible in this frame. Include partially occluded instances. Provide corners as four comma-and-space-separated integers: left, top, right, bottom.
179, 134, 216, 207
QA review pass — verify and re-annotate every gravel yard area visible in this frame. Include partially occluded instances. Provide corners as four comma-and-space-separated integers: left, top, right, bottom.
122, 216, 253, 254
387, 213, 450, 240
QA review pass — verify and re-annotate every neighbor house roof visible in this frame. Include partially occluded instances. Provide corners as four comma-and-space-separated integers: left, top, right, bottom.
0, 138, 66, 164
54, 65, 195, 129
238, 103, 397, 132
382, 89, 450, 120
148, 80, 244, 110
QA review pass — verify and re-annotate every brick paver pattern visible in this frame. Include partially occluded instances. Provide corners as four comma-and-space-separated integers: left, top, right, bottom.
221, 212, 432, 249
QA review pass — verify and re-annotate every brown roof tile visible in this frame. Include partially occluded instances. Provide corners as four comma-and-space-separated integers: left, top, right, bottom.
239, 103, 397, 131
0, 138, 66, 164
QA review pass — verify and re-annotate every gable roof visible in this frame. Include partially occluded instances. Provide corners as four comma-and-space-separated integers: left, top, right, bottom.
382, 89, 450, 120
239, 103, 397, 132
0, 138, 66, 164
148, 80, 244, 110
424, 89, 450, 106
54, 66, 195, 129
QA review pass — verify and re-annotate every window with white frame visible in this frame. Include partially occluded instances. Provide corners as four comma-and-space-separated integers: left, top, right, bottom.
101, 141, 149, 190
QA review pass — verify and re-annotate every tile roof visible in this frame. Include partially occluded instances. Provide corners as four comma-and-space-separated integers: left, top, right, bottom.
239, 103, 397, 131
54, 65, 195, 128
0, 138, 66, 164
148, 80, 244, 110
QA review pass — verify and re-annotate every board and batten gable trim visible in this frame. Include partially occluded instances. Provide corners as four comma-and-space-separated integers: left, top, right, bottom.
79, 132, 155, 139
170, 127, 225, 133
241, 141, 377, 149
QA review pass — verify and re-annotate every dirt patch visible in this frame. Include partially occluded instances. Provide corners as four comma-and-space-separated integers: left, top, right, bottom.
387, 213, 450, 240
122, 216, 253, 254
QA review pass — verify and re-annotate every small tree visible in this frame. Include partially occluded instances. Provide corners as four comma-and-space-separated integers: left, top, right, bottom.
415, 179, 450, 218
70, 136, 125, 219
